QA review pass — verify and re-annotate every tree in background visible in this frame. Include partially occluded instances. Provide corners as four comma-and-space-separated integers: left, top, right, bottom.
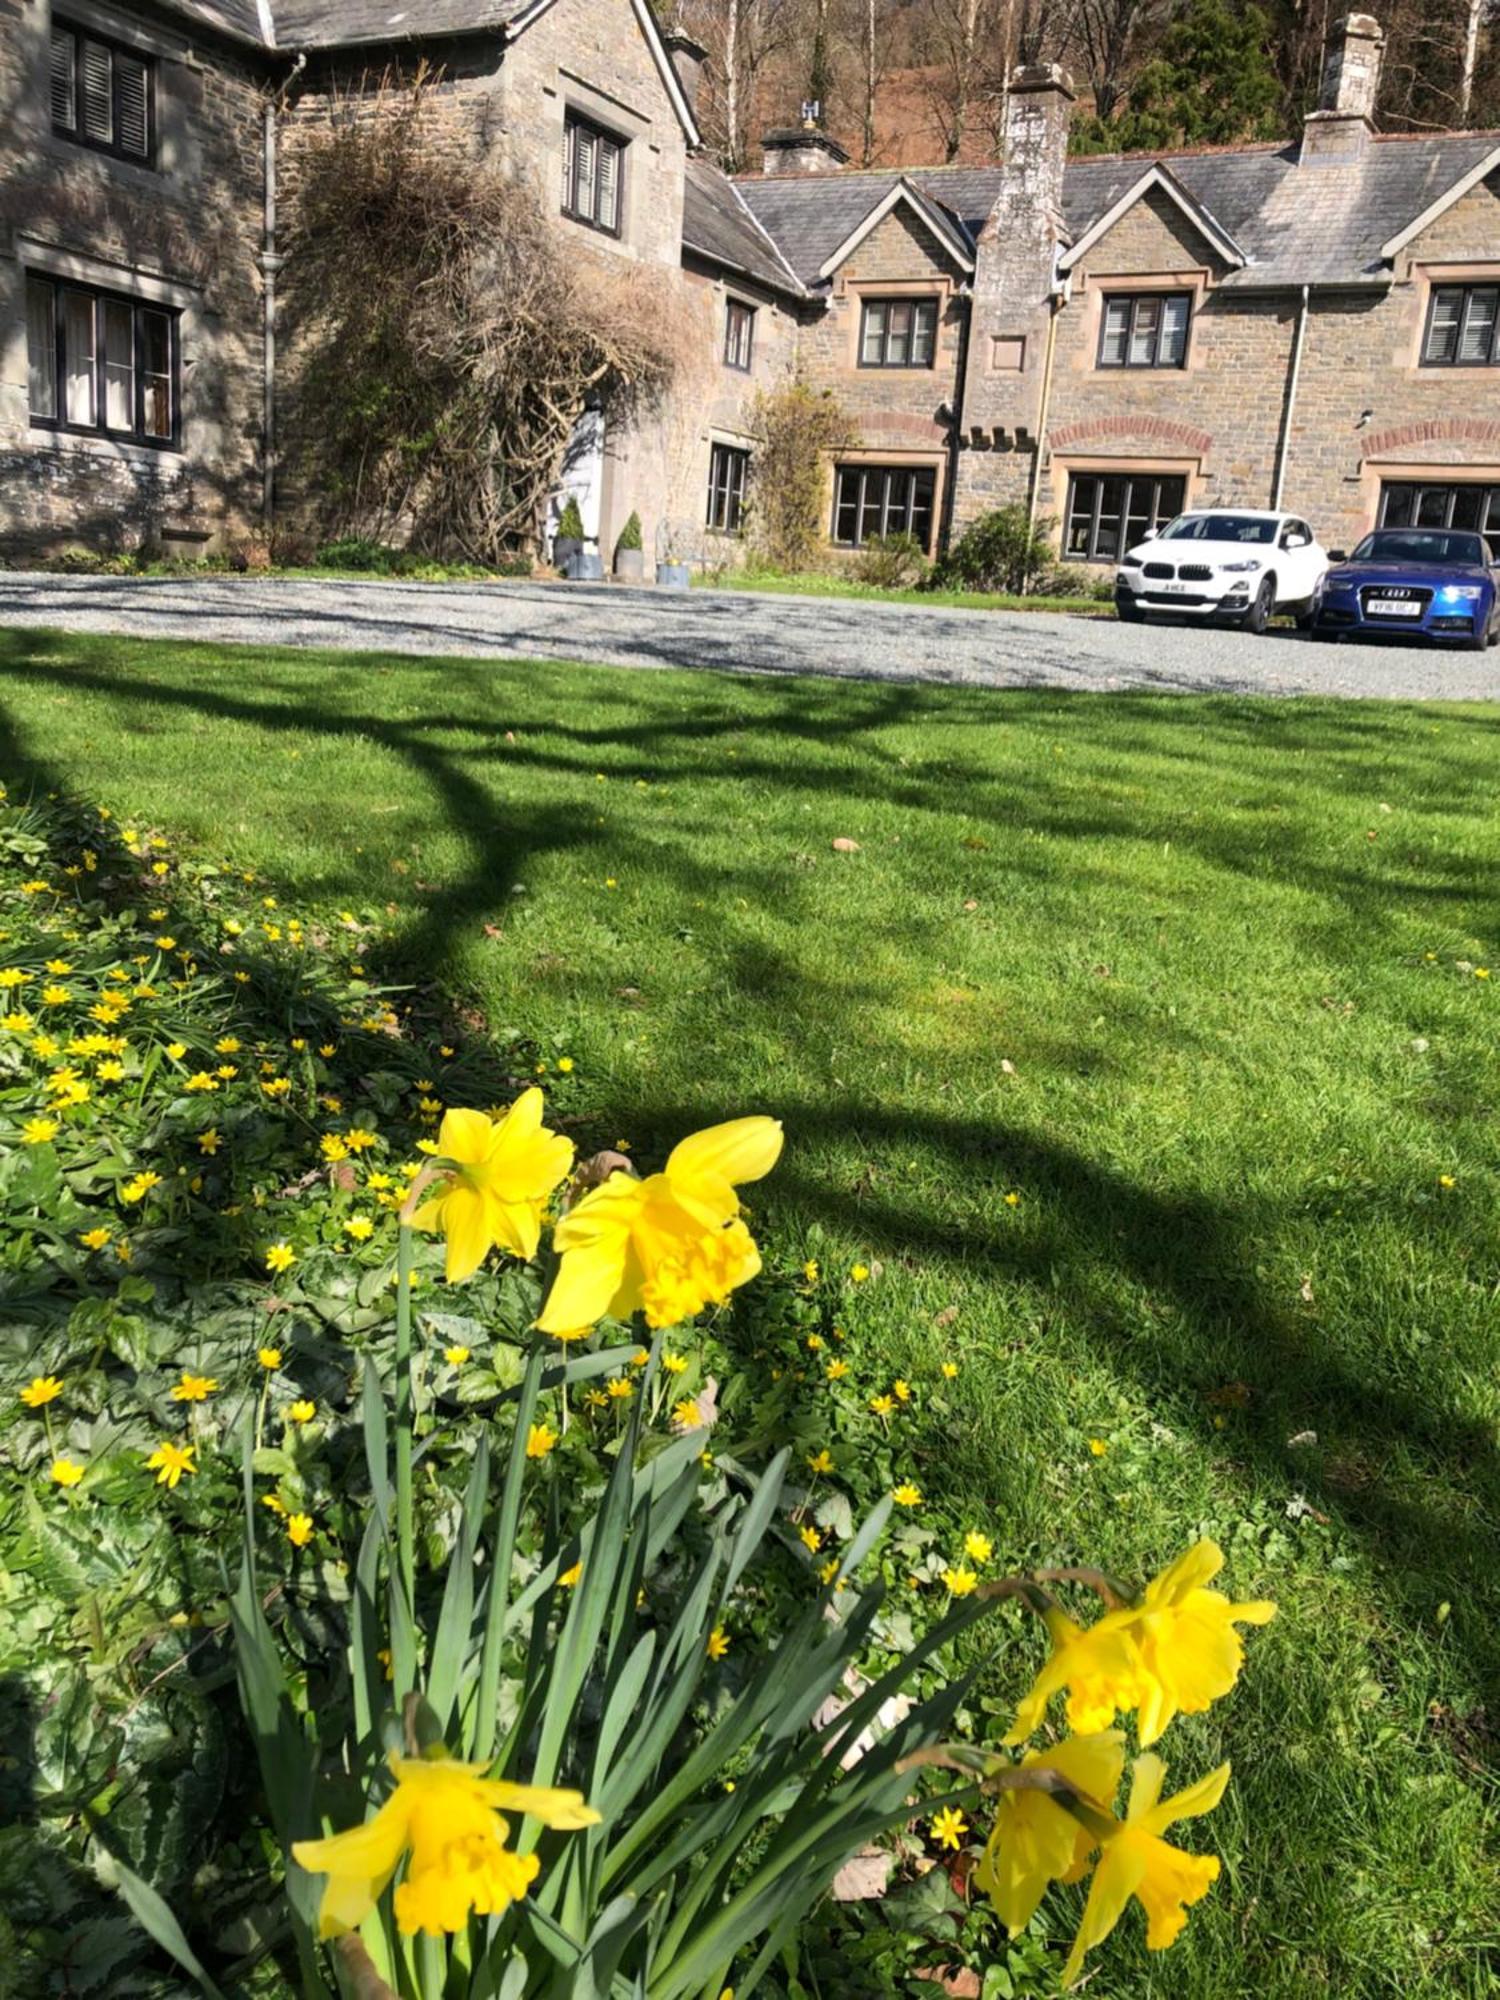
1070, 0, 1281, 151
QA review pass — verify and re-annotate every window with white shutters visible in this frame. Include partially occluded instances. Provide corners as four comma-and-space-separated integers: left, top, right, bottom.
50, 21, 154, 164
1097, 293, 1191, 368
25, 272, 179, 447
1423, 284, 1500, 365
858, 299, 938, 368
562, 111, 624, 236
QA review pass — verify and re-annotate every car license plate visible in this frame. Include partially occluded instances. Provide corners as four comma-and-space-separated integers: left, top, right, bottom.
1158, 582, 1190, 594
1368, 600, 1422, 618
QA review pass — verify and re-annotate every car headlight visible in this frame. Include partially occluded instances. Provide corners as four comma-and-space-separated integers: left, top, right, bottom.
1440, 585, 1483, 600
1220, 559, 1262, 573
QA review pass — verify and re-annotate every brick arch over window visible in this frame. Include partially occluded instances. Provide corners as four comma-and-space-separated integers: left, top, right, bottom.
1048, 415, 1214, 456
1362, 418, 1500, 459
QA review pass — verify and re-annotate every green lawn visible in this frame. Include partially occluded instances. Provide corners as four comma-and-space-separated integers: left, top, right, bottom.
695, 567, 1106, 614
2, 626, 1497, 1996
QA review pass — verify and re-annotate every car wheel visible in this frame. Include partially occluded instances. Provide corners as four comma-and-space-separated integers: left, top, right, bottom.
1116, 598, 1145, 624
1242, 576, 1275, 635
1463, 622, 1489, 652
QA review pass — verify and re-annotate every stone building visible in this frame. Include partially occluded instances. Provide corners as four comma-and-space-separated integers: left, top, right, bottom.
5, 3, 1500, 569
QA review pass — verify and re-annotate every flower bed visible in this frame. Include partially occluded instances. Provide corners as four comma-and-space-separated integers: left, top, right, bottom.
0, 785, 1272, 1997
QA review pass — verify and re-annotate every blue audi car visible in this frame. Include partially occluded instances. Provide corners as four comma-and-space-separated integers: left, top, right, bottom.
1311, 527, 1500, 648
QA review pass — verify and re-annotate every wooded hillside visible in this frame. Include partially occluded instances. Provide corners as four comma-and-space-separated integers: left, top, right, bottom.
666, 0, 1500, 169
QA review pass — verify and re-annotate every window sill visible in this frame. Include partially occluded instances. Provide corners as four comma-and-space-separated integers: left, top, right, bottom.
28, 428, 181, 465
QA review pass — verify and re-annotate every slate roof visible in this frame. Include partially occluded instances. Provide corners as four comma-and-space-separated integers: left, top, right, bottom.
152, 0, 524, 48
271, 0, 521, 49
736, 133, 1500, 292
683, 159, 807, 298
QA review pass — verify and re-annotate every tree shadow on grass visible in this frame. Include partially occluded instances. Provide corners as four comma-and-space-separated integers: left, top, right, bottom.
1, 629, 1497, 1712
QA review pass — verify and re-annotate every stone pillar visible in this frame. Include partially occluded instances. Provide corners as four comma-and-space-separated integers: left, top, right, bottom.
1300, 14, 1383, 162
759, 123, 849, 175
952, 65, 1074, 529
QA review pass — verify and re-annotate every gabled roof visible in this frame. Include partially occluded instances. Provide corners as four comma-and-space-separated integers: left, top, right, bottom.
1380, 140, 1500, 257
684, 159, 807, 299
813, 176, 976, 279
737, 132, 1500, 292
1057, 161, 1246, 271
150, 0, 702, 140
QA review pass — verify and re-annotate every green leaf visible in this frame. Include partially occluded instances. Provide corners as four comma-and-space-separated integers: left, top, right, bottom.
100, 1847, 227, 1999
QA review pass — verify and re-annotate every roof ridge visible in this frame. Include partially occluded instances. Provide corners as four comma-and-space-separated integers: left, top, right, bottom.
1371, 126, 1500, 143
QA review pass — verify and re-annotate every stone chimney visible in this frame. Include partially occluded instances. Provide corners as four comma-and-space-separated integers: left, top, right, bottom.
662, 32, 707, 126
1301, 13, 1384, 162
760, 108, 849, 175
951, 64, 1076, 525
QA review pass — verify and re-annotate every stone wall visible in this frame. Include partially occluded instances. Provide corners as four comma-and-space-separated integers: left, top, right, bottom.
0, 0, 266, 558
795, 204, 966, 550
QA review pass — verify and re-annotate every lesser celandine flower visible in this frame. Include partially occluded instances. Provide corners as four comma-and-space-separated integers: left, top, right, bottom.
411, 1094, 574, 1283
21, 1375, 63, 1409
292, 1752, 599, 1938
147, 1441, 197, 1488
50, 1457, 86, 1487
1006, 1541, 1276, 1747
930, 1805, 969, 1851
537, 1116, 782, 1334
1061, 1753, 1231, 1986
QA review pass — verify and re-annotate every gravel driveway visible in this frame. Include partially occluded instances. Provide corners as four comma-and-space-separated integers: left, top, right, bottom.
2, 570, 1498, 699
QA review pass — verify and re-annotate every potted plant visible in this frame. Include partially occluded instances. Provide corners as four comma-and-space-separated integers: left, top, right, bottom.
614, 511, 646, 583
656, 517, 693, 589
553, 495, 585, 574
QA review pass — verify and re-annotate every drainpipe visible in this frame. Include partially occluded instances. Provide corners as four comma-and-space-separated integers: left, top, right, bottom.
1024, 261, 1066, 589
260, 53, 307, 538
939, 283, 973, 556
1272, 284, 1310, 511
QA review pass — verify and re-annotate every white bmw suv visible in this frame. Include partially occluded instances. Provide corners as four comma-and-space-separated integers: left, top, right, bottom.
1114, 509, 1329, 634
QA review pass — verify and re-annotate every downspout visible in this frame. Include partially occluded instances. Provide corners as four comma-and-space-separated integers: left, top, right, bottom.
1272, 284, 1310, 511
1024, 257, 1066, 589
260, 52, 307, 539
939, 283, 973, 556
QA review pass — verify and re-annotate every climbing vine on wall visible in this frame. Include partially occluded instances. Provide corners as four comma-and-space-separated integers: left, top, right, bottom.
281, 69, 689, 561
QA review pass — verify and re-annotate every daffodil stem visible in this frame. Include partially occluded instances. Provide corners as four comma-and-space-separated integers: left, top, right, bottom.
395, 1222, 415, 1614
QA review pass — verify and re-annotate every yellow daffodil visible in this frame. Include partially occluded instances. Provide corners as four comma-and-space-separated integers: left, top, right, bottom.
1062, 1754, 1230, 1985
1006, 1541, 1276, 1746
411, 1094, 574, 1284
146, 1441, 197, 1488
975, 1732, 1126, 1936
537, 1116, 782, 1334
292, 1752, 599, 1938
